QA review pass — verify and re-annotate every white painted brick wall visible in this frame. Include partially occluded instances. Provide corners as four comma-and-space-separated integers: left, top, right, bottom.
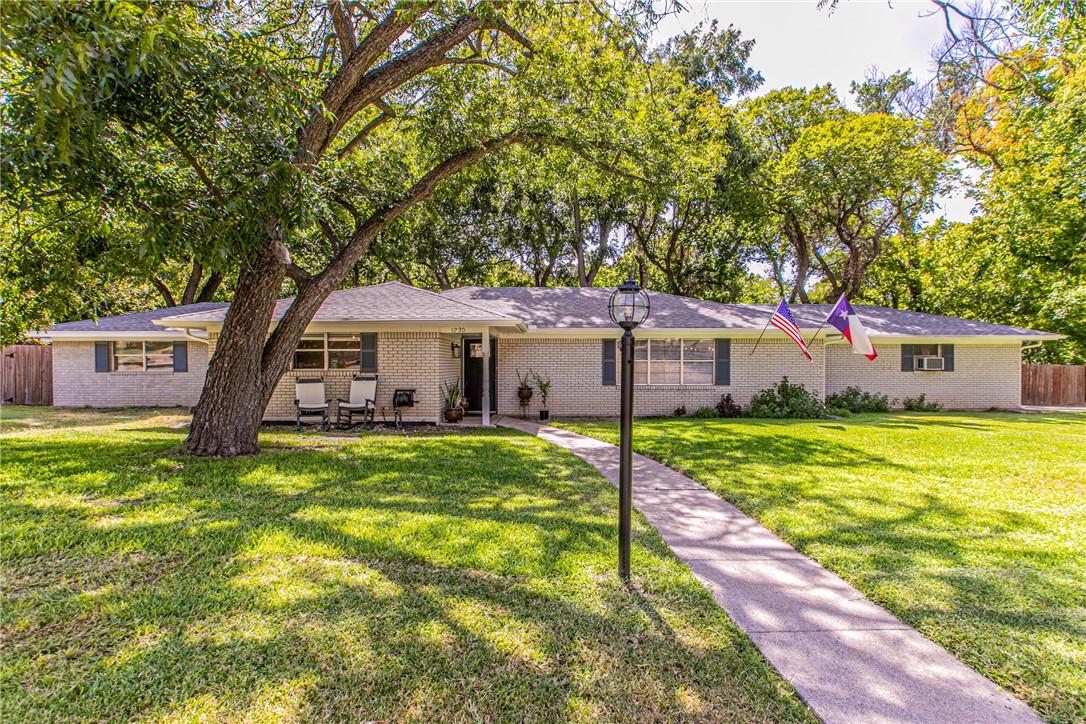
51, 340, 208, 408
496, 337, 826, 419
825, 343, 1021, 410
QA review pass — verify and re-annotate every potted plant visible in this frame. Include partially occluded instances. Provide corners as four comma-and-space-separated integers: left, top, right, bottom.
442, 378, 465, 423
533, 372, 552, 421
516, 369, 534, 401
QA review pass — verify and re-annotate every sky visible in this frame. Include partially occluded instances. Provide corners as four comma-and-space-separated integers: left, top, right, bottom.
653, 0, 977, 222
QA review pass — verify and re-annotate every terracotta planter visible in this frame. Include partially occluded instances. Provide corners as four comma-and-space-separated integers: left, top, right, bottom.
517, 386, 533, 401
444, 407, 464, 423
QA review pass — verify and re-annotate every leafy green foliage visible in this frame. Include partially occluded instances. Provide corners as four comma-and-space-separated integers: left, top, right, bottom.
902, 394, 941, 412
825, 386, 890, 413
690, 406, 719, 419
747, 377, 826, 419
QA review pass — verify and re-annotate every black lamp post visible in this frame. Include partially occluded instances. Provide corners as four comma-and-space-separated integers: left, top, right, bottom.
607, 277, 650, 583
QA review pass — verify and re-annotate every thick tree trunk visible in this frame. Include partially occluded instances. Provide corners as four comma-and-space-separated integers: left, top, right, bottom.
183, 133, 539, 457
185, 235, 288, 456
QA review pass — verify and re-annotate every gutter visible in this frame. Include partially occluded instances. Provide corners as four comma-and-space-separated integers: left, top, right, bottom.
184, 328, 211, 345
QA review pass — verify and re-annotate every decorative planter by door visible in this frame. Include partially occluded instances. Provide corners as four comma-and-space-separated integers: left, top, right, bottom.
517, 386, 533, 401
539, 410, 550, 421
444, 407, 464, 423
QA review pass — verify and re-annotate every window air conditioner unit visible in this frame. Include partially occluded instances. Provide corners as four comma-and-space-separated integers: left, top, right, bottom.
917, 357, 944, 371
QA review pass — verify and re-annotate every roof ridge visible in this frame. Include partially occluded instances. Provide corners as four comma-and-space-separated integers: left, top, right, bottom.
418, 284, 519, 319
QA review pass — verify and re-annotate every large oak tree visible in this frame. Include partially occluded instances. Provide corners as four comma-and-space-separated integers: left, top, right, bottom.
4, 0, 666, 455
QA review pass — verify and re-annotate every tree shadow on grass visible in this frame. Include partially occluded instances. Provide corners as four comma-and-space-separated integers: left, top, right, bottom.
2, 428, 814, 723
608, 414, 1086, 721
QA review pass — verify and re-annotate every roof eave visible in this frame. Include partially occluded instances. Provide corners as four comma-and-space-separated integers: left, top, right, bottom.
32, 329, 192, 341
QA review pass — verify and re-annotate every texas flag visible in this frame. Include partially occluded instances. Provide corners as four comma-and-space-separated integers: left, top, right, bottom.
827, 295, 877, 360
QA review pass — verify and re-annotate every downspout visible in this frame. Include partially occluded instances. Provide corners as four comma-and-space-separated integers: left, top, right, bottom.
183, 329, 210, 345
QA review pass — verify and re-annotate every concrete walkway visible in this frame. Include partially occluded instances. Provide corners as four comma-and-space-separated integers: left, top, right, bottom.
498, 417, 1039, 724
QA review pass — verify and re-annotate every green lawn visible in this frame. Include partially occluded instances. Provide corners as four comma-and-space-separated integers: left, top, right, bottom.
0, 407, 813, 723
556, 412, 1086, 723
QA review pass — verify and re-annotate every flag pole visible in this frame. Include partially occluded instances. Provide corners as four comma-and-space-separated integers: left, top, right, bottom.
749, 297, 780, 356
804, 293, 843, 348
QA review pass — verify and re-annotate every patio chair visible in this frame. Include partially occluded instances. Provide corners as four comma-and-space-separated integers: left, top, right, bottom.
337, 375, 377, 430
295, 378, 331, 431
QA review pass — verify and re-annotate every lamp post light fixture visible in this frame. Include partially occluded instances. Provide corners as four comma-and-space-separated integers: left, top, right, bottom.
607, 277, 650, 583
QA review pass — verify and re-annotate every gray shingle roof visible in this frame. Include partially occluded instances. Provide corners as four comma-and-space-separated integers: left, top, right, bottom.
441, 287, 1060, 338
46, 284, 1058, 339
46, 302, 229, 333
159, 282, 516, 325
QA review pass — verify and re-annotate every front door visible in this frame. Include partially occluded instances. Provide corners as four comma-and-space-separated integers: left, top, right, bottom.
463, 338, 496, 413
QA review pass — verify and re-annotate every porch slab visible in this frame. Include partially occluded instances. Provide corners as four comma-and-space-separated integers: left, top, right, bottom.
498, 419, 1041, 724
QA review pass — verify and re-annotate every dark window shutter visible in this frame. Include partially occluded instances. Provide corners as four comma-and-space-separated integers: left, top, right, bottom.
359, 333, 377, 372
95, 342, 110, 373
602, 340, 616, 386
942, 344, 954, 371
173, 341, 188, 372
714, 339, 731, 385
901, 344, 914, 372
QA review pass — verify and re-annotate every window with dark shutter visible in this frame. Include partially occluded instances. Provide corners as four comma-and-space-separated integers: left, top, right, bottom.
942, 344, 954, 371
714, 339, 731, 385
94, 342, 110, 373
173, 342, 188, 372
901, 344, 914, 372
601, 340, 616, 386
359, 333, 378, 373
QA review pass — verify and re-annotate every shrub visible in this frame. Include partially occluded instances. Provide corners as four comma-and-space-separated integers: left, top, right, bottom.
748, 377, 826, 419
715, 393, 743, 418
673, 406, 687, 417
825, 406, 853, 418
903, 394, 941, 412
690, 406, 718, 418
825, 386, 890, 413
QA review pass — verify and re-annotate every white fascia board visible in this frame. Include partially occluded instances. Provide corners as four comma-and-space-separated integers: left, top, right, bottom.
32, 329, 190, 341
299, 319, 521, 331
170, 320, 527, 335
507, 327, 1060, 343
862, 334, 1064, 343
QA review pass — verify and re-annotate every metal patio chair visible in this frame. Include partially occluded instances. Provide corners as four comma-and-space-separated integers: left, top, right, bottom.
337, 375, 377, 430
294, 378, 331, 431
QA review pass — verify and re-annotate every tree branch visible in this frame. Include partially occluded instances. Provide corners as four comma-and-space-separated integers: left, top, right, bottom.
153, 124, 225, 202
151, 276, 177, 308
285, 263, 312, 283
182, 259, 203, 306
196, 271, 222, 303
443, 56, 516, 74
335, 110, 394, 159
328, 0, 357, 61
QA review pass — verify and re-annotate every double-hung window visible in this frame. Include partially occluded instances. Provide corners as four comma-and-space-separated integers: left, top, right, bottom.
112, 341, 174, 371
633, 339, 716, 385
292, 334, 361, 370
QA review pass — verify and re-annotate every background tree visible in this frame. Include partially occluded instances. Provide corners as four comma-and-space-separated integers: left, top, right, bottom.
3, 1, 675, 456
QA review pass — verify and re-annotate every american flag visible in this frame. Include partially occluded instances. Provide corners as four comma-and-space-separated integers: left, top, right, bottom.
770, 299, 812, 360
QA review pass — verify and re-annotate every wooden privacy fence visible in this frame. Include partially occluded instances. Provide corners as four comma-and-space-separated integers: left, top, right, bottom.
1021, 364, 1085, 407
2, 345, 53, 406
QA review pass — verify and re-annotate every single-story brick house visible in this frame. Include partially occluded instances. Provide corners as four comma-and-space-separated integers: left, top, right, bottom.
38, 282, 1060, 422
